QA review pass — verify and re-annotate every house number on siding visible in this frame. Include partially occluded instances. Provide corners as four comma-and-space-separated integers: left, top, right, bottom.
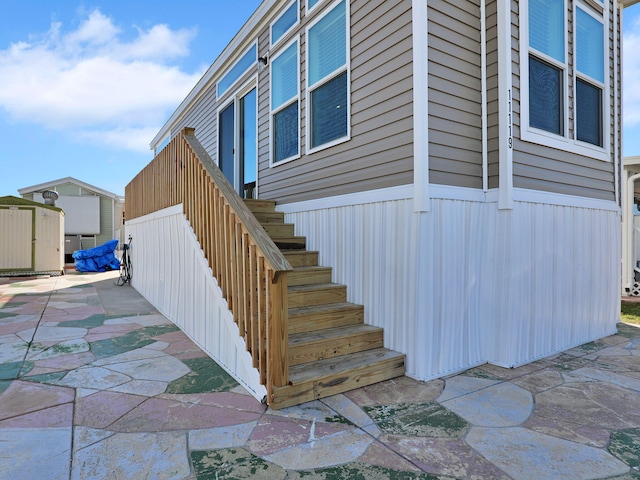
508, 89, 513, 149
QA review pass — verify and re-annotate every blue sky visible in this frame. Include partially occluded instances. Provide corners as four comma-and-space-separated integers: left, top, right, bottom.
0, 0, 262, 197
0, 2, 639, 197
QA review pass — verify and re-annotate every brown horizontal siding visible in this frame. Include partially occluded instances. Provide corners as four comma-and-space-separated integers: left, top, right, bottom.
258, 0, 414, 204
427, 0, 483, 190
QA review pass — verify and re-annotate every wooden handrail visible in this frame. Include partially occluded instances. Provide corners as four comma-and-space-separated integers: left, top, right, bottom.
125, 127, 292, 403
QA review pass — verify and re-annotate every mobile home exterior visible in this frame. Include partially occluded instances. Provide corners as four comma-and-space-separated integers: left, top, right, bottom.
126, 0, 634, 405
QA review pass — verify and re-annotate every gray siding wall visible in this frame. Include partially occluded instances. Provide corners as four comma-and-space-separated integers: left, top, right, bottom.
156, 0, 620, 204
259, 0, 414, 203
511, 0, 617, 201
163, 0, 413, 204
428, 0, 483, 189
172, 82, 219, 156
486, 0, 499, 189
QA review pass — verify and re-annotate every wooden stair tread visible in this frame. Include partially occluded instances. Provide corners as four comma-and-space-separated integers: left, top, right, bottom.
289, 324, 382, 346
288, 282, 345, 292
252, 212, 285, 223
288, 301, 362, 316
288, 283, 347, 307
263, 223, 295, 236
288, 266, 333, 286
288, 325, 384, 365
242, 196, 406, 408
282, 250, 320, 267
288, 302, 364, 334
271, 235, 306, 241
289, 347, 404, 382
244, 199, 276, 212
270, 348, 405, 408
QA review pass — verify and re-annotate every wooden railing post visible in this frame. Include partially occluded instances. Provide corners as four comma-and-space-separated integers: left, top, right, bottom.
268, 271, 289, 390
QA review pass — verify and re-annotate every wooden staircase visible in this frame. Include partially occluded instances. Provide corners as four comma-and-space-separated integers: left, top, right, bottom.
245, 199, 405, 409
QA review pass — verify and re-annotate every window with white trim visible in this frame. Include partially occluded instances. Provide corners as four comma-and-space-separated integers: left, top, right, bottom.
271, 0, 299, 46
270, 40, 300, 164
306, 0, 349, 152
218, 44, 257, 97
522, 0, 608, 158
307, 0, 321, 11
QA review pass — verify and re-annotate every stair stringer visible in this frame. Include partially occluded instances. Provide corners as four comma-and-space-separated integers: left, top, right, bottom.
125, 204, 267, 403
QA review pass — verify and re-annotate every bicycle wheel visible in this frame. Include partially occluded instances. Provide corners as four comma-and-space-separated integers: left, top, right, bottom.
114, 251, 130, 286
123, 255, 132, 283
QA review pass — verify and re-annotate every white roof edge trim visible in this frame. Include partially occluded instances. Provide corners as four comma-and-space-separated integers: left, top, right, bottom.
17, 176, 118, 199
150, 0, 278, 149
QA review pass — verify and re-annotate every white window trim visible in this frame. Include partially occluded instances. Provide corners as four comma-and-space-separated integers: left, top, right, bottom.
519, 0, 610, 162
573, 3, 609, 150
306, 0, 325, 14
270, 0, 300, 49
304, 0, 351, 156
217, 42, 257, 99
270, 37, 301, 167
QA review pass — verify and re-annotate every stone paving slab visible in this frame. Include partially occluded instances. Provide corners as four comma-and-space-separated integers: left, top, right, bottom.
1, 270, 640, 479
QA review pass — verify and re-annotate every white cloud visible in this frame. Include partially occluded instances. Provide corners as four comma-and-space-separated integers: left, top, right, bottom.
624, 16, 640, 128
78, 126, 161, 154
0, 9, 202, 152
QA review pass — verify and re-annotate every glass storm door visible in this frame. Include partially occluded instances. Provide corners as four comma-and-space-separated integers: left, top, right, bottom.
219, 102, 235, 186
218, 87, 257, 198
239, 88, 257, 198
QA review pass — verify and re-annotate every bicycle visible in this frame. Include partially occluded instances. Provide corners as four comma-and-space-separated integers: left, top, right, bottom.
115, 235, 132, 286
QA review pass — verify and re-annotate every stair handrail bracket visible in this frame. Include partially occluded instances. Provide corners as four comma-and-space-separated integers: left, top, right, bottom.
125, 127, 292, 405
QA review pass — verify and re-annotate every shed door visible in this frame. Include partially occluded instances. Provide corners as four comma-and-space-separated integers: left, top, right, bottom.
0, 207, 34, 271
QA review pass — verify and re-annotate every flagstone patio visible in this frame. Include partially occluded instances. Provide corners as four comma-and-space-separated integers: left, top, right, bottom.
1, 270, 639, 479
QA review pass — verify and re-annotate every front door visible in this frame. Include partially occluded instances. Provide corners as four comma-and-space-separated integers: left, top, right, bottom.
218, 86, 257, 198
219, 102, 235, 186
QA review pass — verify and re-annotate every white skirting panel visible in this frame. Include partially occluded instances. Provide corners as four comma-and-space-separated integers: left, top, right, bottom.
125, 205, 267, 403
282, 187, 620, 381
482, 201, 620, 368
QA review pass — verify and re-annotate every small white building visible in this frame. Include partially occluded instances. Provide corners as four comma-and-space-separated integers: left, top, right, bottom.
622, 156, 640, 295
19, 177, 125, 262
0, 196, 64, 276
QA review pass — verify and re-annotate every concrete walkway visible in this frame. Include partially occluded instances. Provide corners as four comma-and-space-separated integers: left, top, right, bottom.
1, 270, 640, 479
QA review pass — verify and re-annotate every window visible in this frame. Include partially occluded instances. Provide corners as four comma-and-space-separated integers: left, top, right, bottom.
575, 7, 604, 147
529, 56, 563, 136
306, 0, 349, 151
271, 0, 298, 46
270, 40, 299, 163
522, 0, 608, 157
218, 44, 257, 97
307, 0, 321, 11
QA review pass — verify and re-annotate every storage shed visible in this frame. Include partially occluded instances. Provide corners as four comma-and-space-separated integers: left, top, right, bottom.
0, 196, 64, 276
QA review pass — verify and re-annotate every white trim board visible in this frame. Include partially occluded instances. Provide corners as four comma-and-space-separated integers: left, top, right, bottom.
275, 184, 619, 214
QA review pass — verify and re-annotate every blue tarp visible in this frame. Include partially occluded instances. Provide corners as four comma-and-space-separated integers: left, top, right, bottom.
72, 239, 121, 272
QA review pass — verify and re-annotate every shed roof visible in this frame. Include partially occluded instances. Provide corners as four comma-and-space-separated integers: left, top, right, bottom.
18, 177, 119, 199
0, 195, 64, 214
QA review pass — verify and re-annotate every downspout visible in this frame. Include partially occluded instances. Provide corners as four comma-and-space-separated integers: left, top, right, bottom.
614, 3, 621, 208
623, 172, 640, 292
481, 0, 488, 192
